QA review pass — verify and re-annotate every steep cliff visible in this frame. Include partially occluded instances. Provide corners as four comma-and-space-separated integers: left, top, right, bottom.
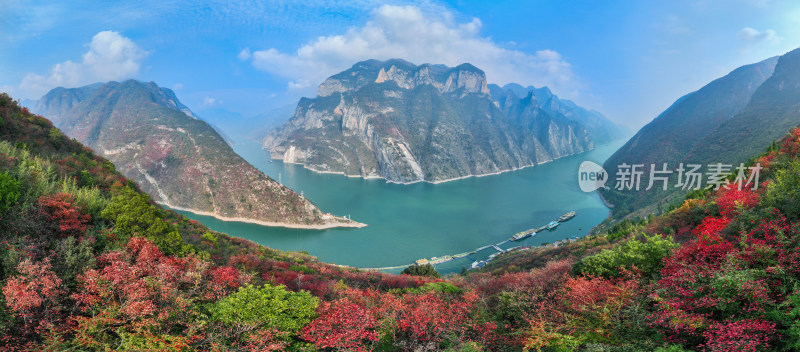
265, 59, 616, 183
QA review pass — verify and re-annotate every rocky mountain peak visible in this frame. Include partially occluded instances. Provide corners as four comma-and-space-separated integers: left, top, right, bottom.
441, 64, 490, 95
318, 59, 489, 97
266, 60, 621, 183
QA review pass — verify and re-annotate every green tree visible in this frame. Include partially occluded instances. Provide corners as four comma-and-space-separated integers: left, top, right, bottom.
0, 171, 20, 215
419, 281, 461, 294
763, 158, 800, 220
48, 127, 63, 146
573, 234, 678, 279
100, 187, 187, 255
210, 283, 318, 333
402, 263, 441, 278
53, 236, 96, 289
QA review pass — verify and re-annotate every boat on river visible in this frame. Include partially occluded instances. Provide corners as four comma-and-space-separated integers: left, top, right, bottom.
558, 211, 577, 222
510, 230, 536, 241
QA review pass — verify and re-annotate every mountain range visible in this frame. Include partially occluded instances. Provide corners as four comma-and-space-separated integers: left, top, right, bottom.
264, 59, 624, 183
8, 82, 800, 350
34, 80, 359, 228
602, 48, 800, 218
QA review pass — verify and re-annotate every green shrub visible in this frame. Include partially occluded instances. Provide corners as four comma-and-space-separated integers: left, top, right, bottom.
289, 265, 316, 274
201, 231, 218, 246
573, 234, 678, 279
54, 236, 96, 288
763, 158, 800, 220
419, 281, 461, 294
210, 283, 318, 333
0, 171, 20, 215
402, 263, 441, 278
101, 186, 187, 255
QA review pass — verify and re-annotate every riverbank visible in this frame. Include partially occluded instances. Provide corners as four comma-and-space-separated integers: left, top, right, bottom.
188, 138, 622, 272
272, 149, 595, 185
160, 203, 367, 230
596, 189, 615, 209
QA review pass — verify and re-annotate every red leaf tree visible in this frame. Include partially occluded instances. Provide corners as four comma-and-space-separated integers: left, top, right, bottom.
37, 193, 91, 238
302, 298, 380, 350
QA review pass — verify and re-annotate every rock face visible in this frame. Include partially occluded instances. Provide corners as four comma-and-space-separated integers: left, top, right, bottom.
265, 59, 621, 183
36, 80, 351, 227
494, 84, 627, 144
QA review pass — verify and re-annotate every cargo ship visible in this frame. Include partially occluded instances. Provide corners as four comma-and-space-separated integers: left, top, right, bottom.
558, 211, 577, 222
510, 230, 536, 241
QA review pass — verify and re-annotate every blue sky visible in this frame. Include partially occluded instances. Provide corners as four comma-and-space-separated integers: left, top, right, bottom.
1, 0, 798, 128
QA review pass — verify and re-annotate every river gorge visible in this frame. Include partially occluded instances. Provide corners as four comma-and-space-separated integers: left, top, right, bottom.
173, 139, 625, 274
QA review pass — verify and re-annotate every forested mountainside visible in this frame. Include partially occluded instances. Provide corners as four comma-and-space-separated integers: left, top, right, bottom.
600, 51, 794, 219
264, 59, 622, 183
9, 85, 800, 350
34, 80, 353, 228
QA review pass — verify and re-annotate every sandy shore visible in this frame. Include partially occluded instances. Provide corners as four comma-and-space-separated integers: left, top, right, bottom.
159, 203, 367, 230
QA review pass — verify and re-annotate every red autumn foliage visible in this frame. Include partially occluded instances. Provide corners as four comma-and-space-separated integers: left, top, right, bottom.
702, 319, 777, 352
562, 276, 638, 321
650, 227, 735, 343
692, 216, 732, 239
242, 329, 288, 352
467, 259, 572, 296
2, 258, 63, 315
755, 151, 776, 169
205, 266, 248, 300
2, 258, 66, 343
716, 187, 759, 218
397, 290, 478, 345
779, 126, 800, 156
37, 193, 91, 237
72, 237, 242, 327
649, 194, 788, 349
302, 298, 381, 351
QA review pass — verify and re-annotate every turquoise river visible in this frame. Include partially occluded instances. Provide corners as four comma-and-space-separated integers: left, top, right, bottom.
173, 139, 624, 274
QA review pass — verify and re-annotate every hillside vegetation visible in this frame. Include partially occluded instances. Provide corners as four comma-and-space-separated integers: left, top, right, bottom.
35, 81, 350, 227
601, 49, 800, 219
6, 90, 800, 351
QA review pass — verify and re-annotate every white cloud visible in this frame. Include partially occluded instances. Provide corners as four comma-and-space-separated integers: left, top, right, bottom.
173, 83, 184, 91
201, 96, 217, 107
238, 48, 251, 61
11, 31, 148, 99
243, 5, 579, 98
738, 27, 782, 45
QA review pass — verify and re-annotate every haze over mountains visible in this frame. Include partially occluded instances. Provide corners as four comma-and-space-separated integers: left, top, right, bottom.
34, 80, 357, 228
196, 104, 295, 145
264, 59, 624, 183
602, 48, 800, 218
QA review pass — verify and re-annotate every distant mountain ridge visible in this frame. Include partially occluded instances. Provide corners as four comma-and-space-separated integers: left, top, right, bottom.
196, 104, 295, 144
600, 50, 798, 218
35, 80, 360, 228
491, 83, 627, 144
264, 59, 623, 183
